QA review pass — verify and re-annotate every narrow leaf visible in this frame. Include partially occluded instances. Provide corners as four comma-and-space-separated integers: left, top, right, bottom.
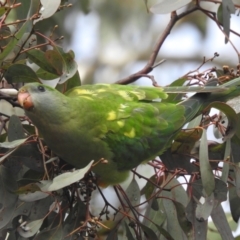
5, 64, 39, 83
140, 223, 159, 240
195, 193, 214, 221
124, 222, 135, 240
150, 0, 192, 14
211, 204, 234, 240
18, 219, 44, 237
41, 160, 93, 191
221, 139, 231, 182
199, 129, 215, 196
0, 20, 32, 62
0, 138, 27, 148
173, 201, 193, 239
125, 178, 140, 206
34, 0, 61, 24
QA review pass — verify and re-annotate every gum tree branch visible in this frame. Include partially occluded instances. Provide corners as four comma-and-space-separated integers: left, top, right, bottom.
116, 6, 199, 85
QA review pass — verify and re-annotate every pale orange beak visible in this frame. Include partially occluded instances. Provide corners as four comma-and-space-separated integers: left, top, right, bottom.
18, 89, 34, 110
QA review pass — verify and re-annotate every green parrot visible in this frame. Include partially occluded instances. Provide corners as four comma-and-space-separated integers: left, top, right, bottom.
17, 78, 240, 185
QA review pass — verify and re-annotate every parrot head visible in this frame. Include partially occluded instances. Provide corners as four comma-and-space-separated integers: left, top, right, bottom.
18, 83, 71, 128
18, 83, 47, 111
18, 83, 67, 113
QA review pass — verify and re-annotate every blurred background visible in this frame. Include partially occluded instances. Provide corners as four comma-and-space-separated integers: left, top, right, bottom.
40, 0, 240, 86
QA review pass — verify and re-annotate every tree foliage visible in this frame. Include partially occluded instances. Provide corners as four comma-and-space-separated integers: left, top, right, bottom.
0, 0, 240, 239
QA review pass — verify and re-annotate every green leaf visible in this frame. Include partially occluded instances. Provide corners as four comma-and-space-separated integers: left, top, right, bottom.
171, 128, 203, 154
34, 0, 61, 24
163, 77, 188, 103
17, 218, 44, 237
143, 0, 149, 12
142, 194, 166, 236
124, 222, 135, 240
125, 178, 140, 206
150, 0, 192, 14
79, 0, 91, 14
213, 179, 228, 203
36, 68, 59, 80
211, 205, 234, 240
187, 115, 202, 129
0, 166, 18, 229
0, 7, 9, 17
191, 179, 227, 204
207, 213, 237, 239
45, 49, 64, 75
207, 102, 238, 140
53, 46, 78, 84
0, 138, 27, 149
0, 20, 32, 63
106, 228, 119, 240
18, 160, 94, 202
63, 200, 87, 238
4, 64, 39, 83
161, 176, 189, 239
199, 129, 215, 196
161, 149, 198, 174
41, 160, 94, 192
229, 185, 240, 222
221, 0, 235, 43
140, 223, 159, 240
221, 139, 231, 183
8, 115, 25, 141
60, 70, 81, 92
27, 49, 61, 75
186, 197, 208, 239
173, 201, 193, 239
33, 225, 63, 240
233, 165, 240, 198
195, 193, 214, 221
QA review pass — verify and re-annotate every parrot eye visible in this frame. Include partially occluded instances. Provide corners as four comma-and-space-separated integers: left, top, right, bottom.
38, 85, 45, 92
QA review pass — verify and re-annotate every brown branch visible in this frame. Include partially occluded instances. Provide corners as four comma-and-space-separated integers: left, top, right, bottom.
116, 6, 199, 85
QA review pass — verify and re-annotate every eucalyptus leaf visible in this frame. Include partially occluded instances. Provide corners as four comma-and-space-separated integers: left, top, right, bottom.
221, 139, 231, 183
211, 204, 234, 240
33, 225, 63, 240
173, 201, 193, 239
229, 185, 240, 222
19, 161, 93, 202
124, 222, 135, 240
0, 20, 32, 63
150, 0, 192, 14
139, 223, 159, 240
125, 178, 140, 207
27, 49, 61, 75
40, 160, 93, 192
4, 64, 39, 83
0, 138, 27, 148
34, 0, 61, 24
199, 129, 215, 196
195, 193, 214, 221
53, 46, 78, 84
8, 115, 25, 141
17, 219, 44, 238
0, 166, 18, 229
